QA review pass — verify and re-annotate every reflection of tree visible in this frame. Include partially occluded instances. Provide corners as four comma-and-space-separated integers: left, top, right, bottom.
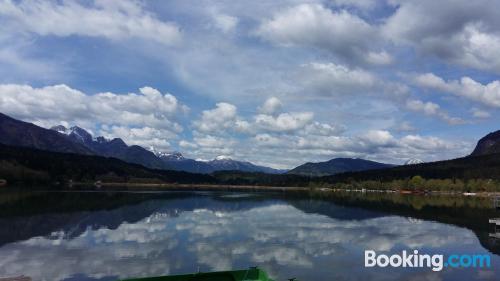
303, 191, 500, 255
0, 191, 272, 246
0, 190, 499, 281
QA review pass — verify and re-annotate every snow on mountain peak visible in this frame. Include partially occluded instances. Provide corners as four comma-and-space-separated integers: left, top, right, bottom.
404, 158, 424, 165
50, 125, 69, 135
214, 155, 232, 161
149, 146, 184, 160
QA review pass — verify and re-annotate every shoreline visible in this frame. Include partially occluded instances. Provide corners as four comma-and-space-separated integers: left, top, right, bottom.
55, 182, 500, 197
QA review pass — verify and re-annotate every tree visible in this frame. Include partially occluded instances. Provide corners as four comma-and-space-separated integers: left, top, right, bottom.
408, 175, 425, 190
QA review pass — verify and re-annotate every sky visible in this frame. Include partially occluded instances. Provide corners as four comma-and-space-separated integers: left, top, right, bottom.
0, 0, 500, 169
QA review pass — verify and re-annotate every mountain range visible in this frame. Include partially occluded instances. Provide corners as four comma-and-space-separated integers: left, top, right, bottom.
0, 113, 288, 174
4, 112, 500, 180
51, 125, 165, 169
3, 111, 500, 188
287, 158, 395, 176
50, 124, 286, 174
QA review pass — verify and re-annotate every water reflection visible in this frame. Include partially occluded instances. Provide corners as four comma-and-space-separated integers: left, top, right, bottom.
0, 191, 498, 281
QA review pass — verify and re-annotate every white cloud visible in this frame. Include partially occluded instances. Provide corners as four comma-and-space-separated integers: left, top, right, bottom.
359, 130, 396, 147
415, 73, 500, 108
258, 97, 283, 115
99, 125, 172, 151
383, 0, 500, 72
253, 134, 284, 148
406, 99, 465, 125
400, 135, 455, 151
406, 99, 439, 115
0, 0, 181, 45
193, 101, 318, 135
212, 12, 238, 33
0, 199, 478, 281
193, 102, 238, 133
254, 112, 314, 133
179, 140, 198, 149
365, 51, 393, 65
256, 4, 385, 65
192, 134, 236, 157
300, 62, 376, 94
186, 95, 471, 167
303, 122, 346, 136
471, 108, 491, 119
0, 84, 185, 147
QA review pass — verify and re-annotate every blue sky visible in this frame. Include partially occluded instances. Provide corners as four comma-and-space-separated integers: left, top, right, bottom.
1, 0, 500, 168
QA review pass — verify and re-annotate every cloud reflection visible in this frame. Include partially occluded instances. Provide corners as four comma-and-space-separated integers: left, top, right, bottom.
0, 197, 496, 281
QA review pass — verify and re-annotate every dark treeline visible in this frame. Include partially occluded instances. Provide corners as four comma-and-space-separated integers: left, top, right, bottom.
3, 143, 500, 191
215, 153, 500, 191
0, 144, 216, 186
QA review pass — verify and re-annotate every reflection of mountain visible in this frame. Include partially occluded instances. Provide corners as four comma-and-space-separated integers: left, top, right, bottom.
0, 192, 273, 246
2, 191, 500, 257
1, 191, 499, 281
1, 191, 500, 281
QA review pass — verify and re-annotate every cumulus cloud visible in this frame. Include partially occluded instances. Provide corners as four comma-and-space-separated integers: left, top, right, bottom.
251, 128, 470, 166
258, 97, 283, 115
406, 99, 465, 125
414, 73, 500, 108
187, 94, 471, 167
99, 125, 172, 150
0, 84, 186, 150
256, 4, 387, 65
254, 112, 314, 133
359, 130, 396, 147
299, 62, 375, 95
0, 0, 181, 45
193, 102, 238, 133
0, 1, 487, 167
0, 197, 479, 281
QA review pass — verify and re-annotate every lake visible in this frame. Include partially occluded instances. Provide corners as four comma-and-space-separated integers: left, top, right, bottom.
0, 190, 499, 281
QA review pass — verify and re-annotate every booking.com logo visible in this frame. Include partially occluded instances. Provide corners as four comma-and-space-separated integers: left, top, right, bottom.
365, 250, 491, 272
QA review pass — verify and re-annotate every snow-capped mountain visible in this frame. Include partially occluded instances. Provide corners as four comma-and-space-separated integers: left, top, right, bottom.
0, 113, 92, 155
49, 126, 285, 174
214, 155, 232, 161
151, 148, 285, 174
404, 158, 424, 165
51, 125, 164, 169
149, 147, 185, 161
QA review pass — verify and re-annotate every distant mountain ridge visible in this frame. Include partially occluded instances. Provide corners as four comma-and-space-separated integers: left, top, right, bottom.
0, 112, 284, 174
47, 122, 284, 174
471, 130, 500, 156
51, 125, 164, 169
288, 157, 395, 176
0, 113, 92, 155
152, 149, 285, 174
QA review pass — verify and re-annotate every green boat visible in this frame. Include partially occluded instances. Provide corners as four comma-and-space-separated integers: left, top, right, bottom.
120, 267, 287, 281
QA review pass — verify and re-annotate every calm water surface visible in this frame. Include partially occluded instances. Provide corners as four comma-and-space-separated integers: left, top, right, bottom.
0, 190, 499, 281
